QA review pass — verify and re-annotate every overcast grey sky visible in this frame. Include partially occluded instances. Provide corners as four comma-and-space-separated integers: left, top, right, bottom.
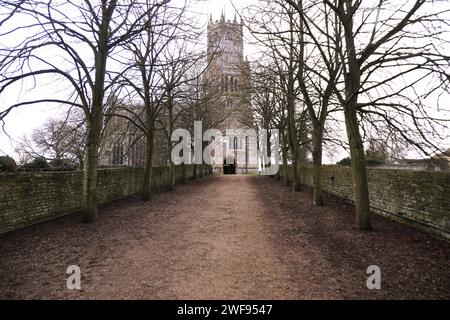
0, 0, 255, 161
0, 0, 448, 163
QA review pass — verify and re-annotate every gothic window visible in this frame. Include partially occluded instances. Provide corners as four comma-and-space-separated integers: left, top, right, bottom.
234, 78, 238, 91
140, 142, 145, 166
132, 141, 144, 167
136, 144, 139, 166
112, 143, 124, 165
225, 75, 228, 92
221, 76, 224, 92
230, 76, 234, 92
129, 144, 134, 166
228, 136, 244, 150
229, 137, 235, 150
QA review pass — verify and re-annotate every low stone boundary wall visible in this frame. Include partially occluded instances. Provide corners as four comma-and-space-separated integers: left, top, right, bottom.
0, 165, 204, 234
279, 165, 450, 240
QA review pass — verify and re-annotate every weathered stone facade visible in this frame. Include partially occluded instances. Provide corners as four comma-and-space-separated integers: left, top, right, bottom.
205, 13, 258, 173
98, 14, 259, 173
279, 165, 450, 240
0, 165, 200, 235
99, 109, 169, 168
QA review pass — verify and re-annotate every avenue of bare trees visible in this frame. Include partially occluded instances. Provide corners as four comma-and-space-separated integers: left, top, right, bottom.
1, 0, 449, 232
0, 0, 221, 222
247, 0, 450, 229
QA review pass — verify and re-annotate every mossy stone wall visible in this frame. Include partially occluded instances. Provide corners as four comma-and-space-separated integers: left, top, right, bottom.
280, 165, 450, 240
0, 165, 199, 234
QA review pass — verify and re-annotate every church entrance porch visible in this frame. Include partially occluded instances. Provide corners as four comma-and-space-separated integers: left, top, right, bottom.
223, 157, 236, 174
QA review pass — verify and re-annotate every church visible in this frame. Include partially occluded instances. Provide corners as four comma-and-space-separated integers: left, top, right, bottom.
100, 12, 259, 174
204, 12, 258, 174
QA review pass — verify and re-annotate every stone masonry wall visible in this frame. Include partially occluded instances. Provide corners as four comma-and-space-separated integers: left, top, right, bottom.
0, 165, 201, 235
279, 165, 450, 240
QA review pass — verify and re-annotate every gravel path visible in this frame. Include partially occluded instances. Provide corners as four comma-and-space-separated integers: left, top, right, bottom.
0, 175, 449, 299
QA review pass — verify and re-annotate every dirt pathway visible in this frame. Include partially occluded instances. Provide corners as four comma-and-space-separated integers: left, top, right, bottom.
0, 175, 449, 299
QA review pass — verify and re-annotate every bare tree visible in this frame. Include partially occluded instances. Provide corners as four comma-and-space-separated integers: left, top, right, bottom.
293, 1, 341, 205
285, 0, 450, 229
250, 62, 278, 171
15, 110, 86, 167
246, 1, 312, 191
0, 1, 168, 221
110, 0, 185, 199
156, 40, 205, 190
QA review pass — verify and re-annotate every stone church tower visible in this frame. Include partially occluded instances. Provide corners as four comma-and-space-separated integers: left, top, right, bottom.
205, 12, 258, 173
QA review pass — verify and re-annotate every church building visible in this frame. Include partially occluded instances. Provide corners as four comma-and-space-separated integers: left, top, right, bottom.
204, 12, 258, 174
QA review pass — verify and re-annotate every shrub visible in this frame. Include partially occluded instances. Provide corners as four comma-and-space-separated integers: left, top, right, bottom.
0, 155, 17, 172
337, 156, 384, 167
337, 157, 351, 166
366, 158, 384, 166
24, 157, 50, 171
49, 158, 78, 171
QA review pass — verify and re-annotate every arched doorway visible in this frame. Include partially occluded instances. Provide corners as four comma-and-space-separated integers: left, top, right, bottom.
223, 157, 236, 174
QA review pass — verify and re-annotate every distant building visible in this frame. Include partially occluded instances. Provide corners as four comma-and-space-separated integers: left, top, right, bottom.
430, 148, 450, 171
379, 149, 450, 171
100, 13, 259, 173
99, 106, 168, 168
204, 12, 258, 174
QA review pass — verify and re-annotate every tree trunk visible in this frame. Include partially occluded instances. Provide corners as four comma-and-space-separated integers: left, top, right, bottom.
168, 161, 176, 190
290, 146, 301, 191
82, 119, 101, 222
141, 125, 155, 201
287, 108, 301, 191
181, 162, 187, 184
199, 164, 204, 177
167, 147, 176, 191
287, 76, 301, 190
193, 163, 198, 178
287, 7, 301, 191
281, 134, 289, 186
282, 158, 288, 186
82, 30, 108, 222
167, 90, 176, 191
312, 124, 324, 206
275, 166, 280, 180
342, 10, 372, 230
266, 127, 272, 171
344, 107, 372, 230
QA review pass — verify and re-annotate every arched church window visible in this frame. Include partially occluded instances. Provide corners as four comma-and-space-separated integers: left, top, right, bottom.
230, 76, 234, 92
112, 143, 124, 165
234, 78, 238, 91
225, 75, 228, 92
229, 136, 238, 150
